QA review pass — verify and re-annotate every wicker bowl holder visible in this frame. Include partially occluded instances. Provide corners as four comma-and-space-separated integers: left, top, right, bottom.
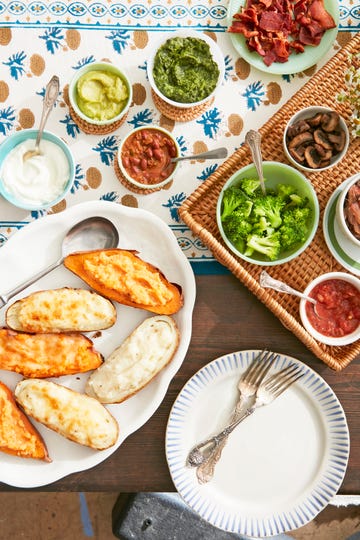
69, 103, 128, 135
113, 155, 172, 195
151, 90, 214, 122
179, 34, 360, 371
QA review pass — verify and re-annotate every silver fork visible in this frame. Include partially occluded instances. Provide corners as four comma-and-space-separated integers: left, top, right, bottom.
187, 350, 278, 469
195, 363, 304, 484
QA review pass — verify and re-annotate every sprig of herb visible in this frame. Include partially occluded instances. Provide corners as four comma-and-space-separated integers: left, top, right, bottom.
337, 53, 360, 137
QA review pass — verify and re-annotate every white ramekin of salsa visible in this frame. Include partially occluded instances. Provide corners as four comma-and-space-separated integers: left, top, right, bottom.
299, 272, 360, 346
117, 126, 180, 189
147, 29, 225, 108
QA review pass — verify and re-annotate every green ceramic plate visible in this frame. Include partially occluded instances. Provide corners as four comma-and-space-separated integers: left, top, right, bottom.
227, 0, 339, 75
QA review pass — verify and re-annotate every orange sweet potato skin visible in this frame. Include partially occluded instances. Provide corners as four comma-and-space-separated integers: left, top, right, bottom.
0, 328, 103, 378
0, 381, 50, 461
64, 249, 183, 315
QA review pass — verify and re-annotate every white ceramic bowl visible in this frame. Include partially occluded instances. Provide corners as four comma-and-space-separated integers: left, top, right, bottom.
335, 174, 360, 249
283, 106, 349, 172
68, 61, 132, 126
117, 125, 180, 190
299, 271, 360, 346
216, 161, 319, 266
147, 29, 225, 109
0, 129, 75, 211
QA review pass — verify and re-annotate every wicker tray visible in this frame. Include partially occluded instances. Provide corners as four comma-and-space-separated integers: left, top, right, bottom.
179, 34, 360, 371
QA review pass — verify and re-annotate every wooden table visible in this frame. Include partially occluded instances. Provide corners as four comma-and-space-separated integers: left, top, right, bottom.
2, 271, 358, 493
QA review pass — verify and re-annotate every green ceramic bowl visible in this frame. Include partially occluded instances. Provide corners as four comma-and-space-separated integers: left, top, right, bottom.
216, 161, 320, 266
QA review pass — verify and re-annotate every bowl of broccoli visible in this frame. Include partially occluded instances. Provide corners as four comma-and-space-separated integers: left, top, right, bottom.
216, 161, 319, 265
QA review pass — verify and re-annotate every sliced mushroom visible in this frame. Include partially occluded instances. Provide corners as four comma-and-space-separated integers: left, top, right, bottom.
289, 144, 307, 163
288, 131, 313, 149
327, 130, 346, 152
314, 144, 332, 161
304, 146, 324, 169
306, 112, 323, 127
321, 111, 340, 132
286, 120, 311, 139
313, 129, 332, 150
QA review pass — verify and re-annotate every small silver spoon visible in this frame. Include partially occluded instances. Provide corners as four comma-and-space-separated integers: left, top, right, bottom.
171, 147, 228, 163
260, 270, 317, 304
23, 75, 60, 161
0, 216, 119, 308
245, 129, 266, 195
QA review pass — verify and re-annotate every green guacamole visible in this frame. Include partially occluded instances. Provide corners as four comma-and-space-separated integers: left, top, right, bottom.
76, 70, 129, 121
152, 37, 220, 104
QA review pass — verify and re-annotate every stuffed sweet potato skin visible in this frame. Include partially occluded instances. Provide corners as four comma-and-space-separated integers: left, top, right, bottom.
15, 379, 119, 450
64, 249, 183, 315
86, 315, 180, 403
6, 287, 116, 334
0, 381, 50, 461
0, 328, 103, 378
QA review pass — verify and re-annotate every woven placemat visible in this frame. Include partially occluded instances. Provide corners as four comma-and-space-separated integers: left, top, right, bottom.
151, 90, 214, 122
113, 157, 172, 194
69, 104, 128, 135
179, 34, 360, 371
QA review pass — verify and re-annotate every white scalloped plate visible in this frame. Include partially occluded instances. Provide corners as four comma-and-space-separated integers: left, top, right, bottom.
166, 350, 349, 537
0, 200, 196, 488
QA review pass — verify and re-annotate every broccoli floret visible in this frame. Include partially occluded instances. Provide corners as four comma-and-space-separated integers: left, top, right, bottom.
251, 216, 274, 236
245, 231, 281, 261
279, 207, 311, 250
286, 193, 309, 208
220, 186, 248, 221
223, 210, 253, 252
239, 177, 263, 198
277, 183, 296, 201
252, 195, 285, 229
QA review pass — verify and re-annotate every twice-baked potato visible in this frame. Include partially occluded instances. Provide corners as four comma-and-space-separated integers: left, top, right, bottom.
86, 315, 180, 403
0, 328, 103, 378
15, 379, 119, 450
64, 249, 183, 315
6, 288, 116, 333
0, 381, 50, 461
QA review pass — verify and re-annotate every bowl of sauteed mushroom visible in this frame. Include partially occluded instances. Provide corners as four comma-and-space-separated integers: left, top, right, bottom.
283, 106, 349, 172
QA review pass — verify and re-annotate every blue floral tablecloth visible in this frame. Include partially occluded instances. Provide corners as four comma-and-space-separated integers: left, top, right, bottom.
0, 1, 358, 269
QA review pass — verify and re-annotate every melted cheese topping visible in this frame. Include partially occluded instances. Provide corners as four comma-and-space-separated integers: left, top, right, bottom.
86, 315, 179, 403
83, 251, 173, 306
13, 288, 115, 333
15, 380, 118, 450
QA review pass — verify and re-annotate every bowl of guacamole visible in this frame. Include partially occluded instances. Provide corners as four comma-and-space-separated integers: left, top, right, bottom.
69, 62, 132, 126
147, 30, 225, 108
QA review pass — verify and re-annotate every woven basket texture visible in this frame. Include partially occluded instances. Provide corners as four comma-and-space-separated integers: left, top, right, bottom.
179, 35, 360, 371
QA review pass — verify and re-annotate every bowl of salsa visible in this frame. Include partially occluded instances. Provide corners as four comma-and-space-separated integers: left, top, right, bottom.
117, 126, 180, 189
299, 272, 360, 346
147, 29, 225, 109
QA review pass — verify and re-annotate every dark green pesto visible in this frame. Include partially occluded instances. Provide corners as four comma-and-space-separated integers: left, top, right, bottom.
152, 36, 220, 104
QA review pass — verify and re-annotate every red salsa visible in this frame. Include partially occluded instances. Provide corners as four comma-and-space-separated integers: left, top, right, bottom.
305, 278, 360, 338
121, 128, 177, 185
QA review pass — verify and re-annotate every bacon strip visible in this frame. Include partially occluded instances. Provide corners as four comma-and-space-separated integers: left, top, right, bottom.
228, 0, 336, 66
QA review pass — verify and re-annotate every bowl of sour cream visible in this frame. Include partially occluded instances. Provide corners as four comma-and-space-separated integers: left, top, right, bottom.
0, 129, 75, 211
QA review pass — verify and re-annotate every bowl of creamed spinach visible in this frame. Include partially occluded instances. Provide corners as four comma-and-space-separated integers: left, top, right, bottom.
148, 30, 225, 108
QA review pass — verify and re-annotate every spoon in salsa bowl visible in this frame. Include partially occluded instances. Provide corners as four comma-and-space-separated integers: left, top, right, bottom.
0, 216, 119, 309
260, 270, 317, 305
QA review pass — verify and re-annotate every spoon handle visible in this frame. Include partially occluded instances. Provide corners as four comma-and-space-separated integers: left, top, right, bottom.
260, 270, 316, 304
34, 75, 60, 150
0, 258, 63, 308
171, 147, 228, 163
245, 130, 266, 195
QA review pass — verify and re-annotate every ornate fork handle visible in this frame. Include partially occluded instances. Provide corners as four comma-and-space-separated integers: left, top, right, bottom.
187, 406, 254, 468
195, 401, 252, 484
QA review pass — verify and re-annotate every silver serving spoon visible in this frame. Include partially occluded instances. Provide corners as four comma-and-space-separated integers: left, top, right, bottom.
245, 129, 266, 195
0, 216, 119, 309
259, 270, 317, 305
171, 147, 228, 163
23, 75, 60, 161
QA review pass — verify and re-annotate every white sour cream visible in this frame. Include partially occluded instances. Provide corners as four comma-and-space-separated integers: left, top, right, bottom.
1, 139, 70, 206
